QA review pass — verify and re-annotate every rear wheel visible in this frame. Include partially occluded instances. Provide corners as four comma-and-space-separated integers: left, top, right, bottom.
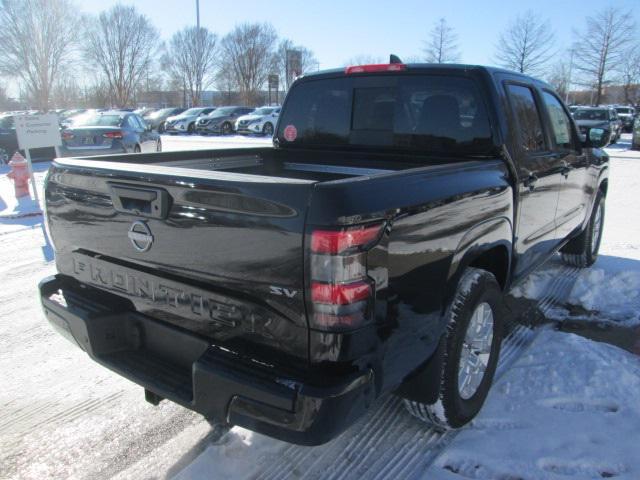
403, 268, 504, 430
134, 145, 141, 153
187, 122, 195, 134
262, 122, 274, 136
561, 191, 605, 267
221, 122, 232, 135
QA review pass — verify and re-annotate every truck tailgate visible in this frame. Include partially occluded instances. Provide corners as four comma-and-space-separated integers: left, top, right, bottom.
45, 158, 315, 363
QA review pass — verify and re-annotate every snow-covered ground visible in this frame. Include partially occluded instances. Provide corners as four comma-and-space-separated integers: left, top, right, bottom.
1, 134, 639, 480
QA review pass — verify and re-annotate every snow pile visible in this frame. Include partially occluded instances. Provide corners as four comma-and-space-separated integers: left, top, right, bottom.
509, 262, 564, 301
568, 268, 640, 325
429, 329, 640, 479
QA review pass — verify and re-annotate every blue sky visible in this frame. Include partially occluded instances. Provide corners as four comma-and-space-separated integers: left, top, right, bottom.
79, 0, 639, 69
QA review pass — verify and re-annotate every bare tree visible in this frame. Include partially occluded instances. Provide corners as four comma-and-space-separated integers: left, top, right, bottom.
572, 7, 636, 106
494, 11, 555, 75
0, 0, 80, 110
274, 39, 318, 90
619, 48, 640, 105
220, 23, 278, 105
547, 60, 572, 101
84, 4, 159, 108
424, 18, 460, 63
164, 27, 218, 106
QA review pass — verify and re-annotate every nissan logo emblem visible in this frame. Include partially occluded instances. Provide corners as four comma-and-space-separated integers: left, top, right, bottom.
128, 221, 153, 252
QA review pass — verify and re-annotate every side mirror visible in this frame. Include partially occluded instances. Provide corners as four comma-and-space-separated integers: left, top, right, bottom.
585, 127, 608, 149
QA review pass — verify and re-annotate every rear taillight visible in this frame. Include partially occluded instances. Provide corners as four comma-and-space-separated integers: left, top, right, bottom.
309, 223, 384, 330
103, 131, 123, 139
61, 131, 74, 140
344, 63, 406, 75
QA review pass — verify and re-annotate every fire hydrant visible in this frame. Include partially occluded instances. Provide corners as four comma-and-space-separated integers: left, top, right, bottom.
7, 152, 31, 198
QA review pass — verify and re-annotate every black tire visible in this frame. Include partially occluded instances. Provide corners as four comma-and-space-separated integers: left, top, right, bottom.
221, 122, 232, 135
404, 268, 504, 430
187, 122, 195, 134
560, 191, 605, 268
134, 145, 141, 153
262, 122, 274, 136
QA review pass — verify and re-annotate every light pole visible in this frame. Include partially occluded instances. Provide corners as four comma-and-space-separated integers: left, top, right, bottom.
196, 0, 200, 29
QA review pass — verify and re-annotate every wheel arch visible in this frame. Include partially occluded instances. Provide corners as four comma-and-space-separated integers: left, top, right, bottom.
446, 217, 513, 300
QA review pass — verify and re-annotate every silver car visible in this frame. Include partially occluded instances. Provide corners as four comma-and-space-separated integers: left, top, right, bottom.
235, 106, 281, 136
165, 107, 216, 134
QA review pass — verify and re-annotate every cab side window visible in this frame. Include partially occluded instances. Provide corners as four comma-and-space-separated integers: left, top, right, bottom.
506, 84, 546, 153
541, 91, 574, 150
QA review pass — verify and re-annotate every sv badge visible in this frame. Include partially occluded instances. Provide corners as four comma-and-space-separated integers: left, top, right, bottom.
269, 286, 298, 298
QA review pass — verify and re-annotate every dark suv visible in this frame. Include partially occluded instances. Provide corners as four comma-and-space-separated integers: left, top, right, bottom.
573, 107, 621, 145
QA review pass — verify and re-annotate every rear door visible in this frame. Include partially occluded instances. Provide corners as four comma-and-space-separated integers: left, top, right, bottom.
540, 90, 589, 240
505, 82, 564, 279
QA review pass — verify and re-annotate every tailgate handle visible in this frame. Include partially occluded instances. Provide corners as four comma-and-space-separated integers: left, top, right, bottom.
109, 184, 170, 219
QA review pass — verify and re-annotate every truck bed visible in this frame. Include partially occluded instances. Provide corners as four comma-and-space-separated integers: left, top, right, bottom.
54, 147, 430, 184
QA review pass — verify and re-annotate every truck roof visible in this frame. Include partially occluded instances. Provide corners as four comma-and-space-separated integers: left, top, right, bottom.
300, 63, 551, 89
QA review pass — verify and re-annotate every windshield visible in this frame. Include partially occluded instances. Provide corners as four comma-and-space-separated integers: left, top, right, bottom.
0, 116, 14, 129
181, 108, 203, 116
147, 108, 172, 118
210, 107, 237, 117
73, 114, 122, 127
574, 109, 607, 121
253, 108, 274, 115
276, 74, 494, 156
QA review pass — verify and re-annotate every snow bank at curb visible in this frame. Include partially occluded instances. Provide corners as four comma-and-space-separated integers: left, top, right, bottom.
429, 329, 640, 479
568, 268, 640, 325
510, 257, 640, 326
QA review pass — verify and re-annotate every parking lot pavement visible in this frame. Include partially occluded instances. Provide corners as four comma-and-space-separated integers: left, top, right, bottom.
160, 133, 272, 152
1, 135, 639, 479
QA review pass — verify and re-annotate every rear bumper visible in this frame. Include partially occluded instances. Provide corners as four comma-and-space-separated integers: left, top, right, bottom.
39, 274, 375, 445
59, 144, 127, 157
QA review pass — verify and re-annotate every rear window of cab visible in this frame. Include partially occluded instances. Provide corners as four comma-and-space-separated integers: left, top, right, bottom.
276, 74, 494, 156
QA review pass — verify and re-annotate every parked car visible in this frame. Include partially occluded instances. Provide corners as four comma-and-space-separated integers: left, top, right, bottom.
196, 106, 254, 135
632, 116, 640, 150
134, 107, 156, 117
164, 107, 216, 134
59, 111, 161, 157
59, 109, 88, 128
41, 62, 609, 446
235, 106, 281, 135
614, 105, 636, 133
143, 107, 185, 133
572, 106, 621, 145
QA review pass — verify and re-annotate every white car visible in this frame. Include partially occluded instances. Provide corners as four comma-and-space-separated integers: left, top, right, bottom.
164, 107, 215, 134
235, 106, 281, 136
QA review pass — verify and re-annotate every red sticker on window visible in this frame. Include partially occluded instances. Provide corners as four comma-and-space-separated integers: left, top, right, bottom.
283, 125, 297, 142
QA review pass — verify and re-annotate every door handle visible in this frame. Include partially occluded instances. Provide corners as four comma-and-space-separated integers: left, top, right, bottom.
523, 173, 538, 191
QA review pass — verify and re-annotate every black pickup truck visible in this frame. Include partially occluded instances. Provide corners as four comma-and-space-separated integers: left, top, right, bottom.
40, 61, 609, 445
